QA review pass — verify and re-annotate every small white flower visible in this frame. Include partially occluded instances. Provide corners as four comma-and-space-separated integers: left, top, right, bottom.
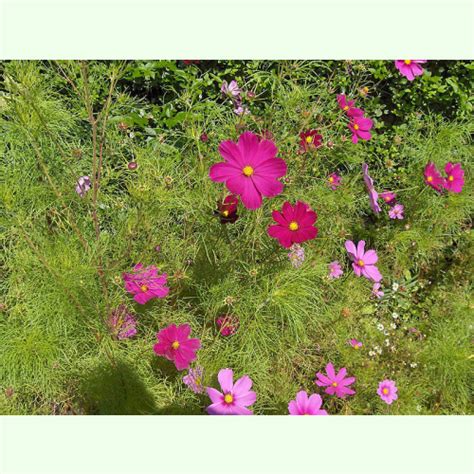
390, 322, 397, 329
369, 350, 376, 357
383, 330, 389, 336
410, 362, 418, 368
377, 323, 384, 331
392, 312, 399, 319
384, 338, 390, 346
392, 282, 399, 291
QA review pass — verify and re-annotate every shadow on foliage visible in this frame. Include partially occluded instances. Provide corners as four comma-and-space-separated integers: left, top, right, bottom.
77, 359, 157, 415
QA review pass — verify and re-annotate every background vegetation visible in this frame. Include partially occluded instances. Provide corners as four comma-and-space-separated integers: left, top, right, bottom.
0, 60, 472, 415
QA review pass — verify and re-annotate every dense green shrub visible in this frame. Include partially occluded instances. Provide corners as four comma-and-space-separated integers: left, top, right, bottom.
0, 60, 472, 415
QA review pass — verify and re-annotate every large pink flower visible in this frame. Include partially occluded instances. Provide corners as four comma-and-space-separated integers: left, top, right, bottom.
209, 131, 287, 210
207, 368, 256, 415
153, 323, 201, 371
377, 379, 398, 404
349, 116, 373, 144
345, 240, 382, 282
267, 201, 318, 248
424, 162, 444, 191
315, 363, 356, 398
123, 263, 169, 304
443, 162, 465, 193
288, 391, 328, 416
394, 60, 427, 81
337, 94, 364, 118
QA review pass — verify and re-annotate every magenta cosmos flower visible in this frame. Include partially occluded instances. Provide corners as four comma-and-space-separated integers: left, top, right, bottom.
377, 379, 398, 404
394, 60, 427, 81
123, 263, 169, 304
328, 172, 341, 190
153, 323, 201, 371
443, 162, 465, 193
216, 194, 239, 224
424, 162, 444, 191
207, 368, 256, 415
216, 314, 239, 336
349, 116, 373, 144
268, 201, 318, 248
288, 391, 328, 416
337, 94, 364, 118
349, 338, 362, 349
362, 163, 381, 213
379, 191, 397, 205
209, 131, 287, 210
315, 363, 356, 398
299, 129, 323, 152
328, 261, 343, 279
389, 203, 404, 220
345, 240, 382, 282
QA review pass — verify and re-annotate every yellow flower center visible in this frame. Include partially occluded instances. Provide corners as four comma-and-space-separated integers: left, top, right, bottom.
329, 176, 334, 183
343, 105, 349, 111
448, 175, 454, 182
384, 196, 390, 201
289, 221, 299, 231
382, 388, 389, 395
224, 393, 233, 404
305, 136, 313, 144
354, 345, 359, 350
427, 176, 433, 182
332, 382, 338, 387
140, 284, 148, 292
354, 124, 359, 130
243, 165, 254, 177
404, 60, 412, 65
357, 259, 365, 267
171, 341, 180, 350
222, 210, 229, 217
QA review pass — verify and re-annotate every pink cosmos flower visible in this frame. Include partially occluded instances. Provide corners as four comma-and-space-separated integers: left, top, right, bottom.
209, 131, 287, 210
329, 261, 343, 279
234, 104, 250, 116
123, 263, 169, 304
394, 60, 427, 81
348, 116, 373, 144
424, 162, 444, 191
299, 129, 323, 152
183, 366, 206, 394
372, 282, 384, 299
443, 162, 465, 193
315, 363, 356, 398
337, 94, 364, 117
207, 368, 256, 415
389, 203, 404, 220
221, 80, 241, 97
380, 191, 397, 205
288, 391, 328, 416
377, 379, 398, 404
108, 304, 137, 340
349, 338, 363, 350
216, 314, 239, 336
345, 240, 383, 282
328, 172, 342, 190
362, 163, 381, 213
75, 176, 91, 197
153, 323, 201, 371
268, 201, 318, 248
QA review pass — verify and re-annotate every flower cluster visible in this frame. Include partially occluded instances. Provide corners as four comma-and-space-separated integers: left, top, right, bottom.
338, 94, 373, 143
221, 79, 249, 116
424, 161, 465, 193
123, 263, 169, 304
